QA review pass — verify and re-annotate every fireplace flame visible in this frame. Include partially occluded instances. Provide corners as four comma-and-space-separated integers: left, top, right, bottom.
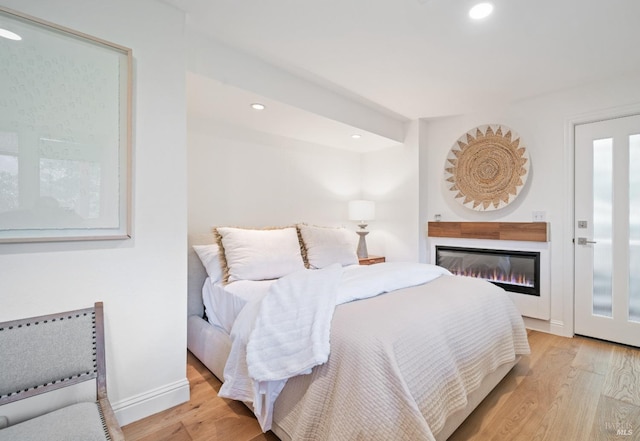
449, 268, 534, 288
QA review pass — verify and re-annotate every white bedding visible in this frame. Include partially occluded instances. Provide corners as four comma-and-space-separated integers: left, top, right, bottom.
202, 264, 369, 333
217, 262, 530, 440
202, 278, 275, 333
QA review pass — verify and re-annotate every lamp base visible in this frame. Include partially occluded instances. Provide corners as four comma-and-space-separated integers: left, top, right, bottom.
356, 231, 369, 259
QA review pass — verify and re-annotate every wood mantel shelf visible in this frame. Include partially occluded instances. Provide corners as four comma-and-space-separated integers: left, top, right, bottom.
427, 221, 549, 242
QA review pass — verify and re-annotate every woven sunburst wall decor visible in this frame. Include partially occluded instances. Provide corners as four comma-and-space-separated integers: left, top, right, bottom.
444, 124, 530, 211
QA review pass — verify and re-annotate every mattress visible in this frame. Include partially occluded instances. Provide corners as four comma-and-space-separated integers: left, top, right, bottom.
202, 264, 364, 333
202, 278, 275, 333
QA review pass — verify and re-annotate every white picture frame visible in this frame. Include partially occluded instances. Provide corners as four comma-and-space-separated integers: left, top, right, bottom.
0, 6, 132, 242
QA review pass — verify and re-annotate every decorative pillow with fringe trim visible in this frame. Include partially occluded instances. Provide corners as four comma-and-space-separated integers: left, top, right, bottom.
298, 224, 358, 269
214, 226, 305, 283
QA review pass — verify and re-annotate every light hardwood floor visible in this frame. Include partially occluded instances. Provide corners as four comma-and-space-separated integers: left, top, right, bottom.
123, 330, 640, 440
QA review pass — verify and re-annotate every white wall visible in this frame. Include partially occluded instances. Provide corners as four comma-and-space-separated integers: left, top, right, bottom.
420, 72, 640, 337
361, 120, 420, 262
188, 118, 362, 232
0, 0, 189, 425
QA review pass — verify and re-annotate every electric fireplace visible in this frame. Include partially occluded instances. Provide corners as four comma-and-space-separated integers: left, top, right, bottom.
436, 246, 540, 296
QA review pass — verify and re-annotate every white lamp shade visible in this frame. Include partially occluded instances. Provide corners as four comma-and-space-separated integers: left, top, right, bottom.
348, 200, 375, 221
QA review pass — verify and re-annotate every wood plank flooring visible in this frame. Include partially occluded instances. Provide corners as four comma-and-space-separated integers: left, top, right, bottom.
123, 330, 640, 440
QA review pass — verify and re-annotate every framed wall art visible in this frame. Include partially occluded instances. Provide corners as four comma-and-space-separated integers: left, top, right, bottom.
0, 6, 132, 242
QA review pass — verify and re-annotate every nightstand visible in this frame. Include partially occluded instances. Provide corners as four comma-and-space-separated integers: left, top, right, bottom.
358, 255, 385, 265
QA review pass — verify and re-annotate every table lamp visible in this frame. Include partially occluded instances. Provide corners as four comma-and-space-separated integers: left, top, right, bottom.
348, 200, 375, 259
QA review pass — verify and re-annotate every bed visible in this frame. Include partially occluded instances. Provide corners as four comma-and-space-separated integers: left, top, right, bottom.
187, 226, 529, 441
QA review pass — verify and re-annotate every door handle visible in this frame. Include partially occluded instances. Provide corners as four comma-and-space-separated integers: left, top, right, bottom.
577, 237, 597, 245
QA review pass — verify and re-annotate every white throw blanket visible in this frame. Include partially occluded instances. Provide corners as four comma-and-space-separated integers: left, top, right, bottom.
218, 262, 451, 430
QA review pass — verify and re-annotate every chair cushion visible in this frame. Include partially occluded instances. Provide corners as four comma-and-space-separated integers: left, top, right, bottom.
0, 402, 108, 441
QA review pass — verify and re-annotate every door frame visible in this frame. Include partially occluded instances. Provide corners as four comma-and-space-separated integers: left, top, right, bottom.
566, 103, 640, 337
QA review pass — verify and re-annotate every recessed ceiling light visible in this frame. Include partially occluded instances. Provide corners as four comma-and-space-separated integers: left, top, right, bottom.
469, 3, 493, 20
0, 28, 22, 41
351, 134, 362, 139
250, 103, 266, 110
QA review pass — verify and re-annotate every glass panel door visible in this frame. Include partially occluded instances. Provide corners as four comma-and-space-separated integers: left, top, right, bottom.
629, 134, 640, 322
575, 114, 640, 347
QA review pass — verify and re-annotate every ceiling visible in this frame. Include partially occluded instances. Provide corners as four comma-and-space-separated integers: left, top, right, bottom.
186, 72, 402, 152
171, 0, 640, 150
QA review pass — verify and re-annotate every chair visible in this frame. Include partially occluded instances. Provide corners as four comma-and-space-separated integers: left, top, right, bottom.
0, 302, 124, 441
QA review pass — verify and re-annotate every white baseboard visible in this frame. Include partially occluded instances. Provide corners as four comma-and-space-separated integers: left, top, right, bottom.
112, 378, 190, 426
550, 319, 570, 337
523, 317, 572, 338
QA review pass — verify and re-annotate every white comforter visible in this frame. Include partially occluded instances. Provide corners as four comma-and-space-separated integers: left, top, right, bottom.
219, 263, 530, 440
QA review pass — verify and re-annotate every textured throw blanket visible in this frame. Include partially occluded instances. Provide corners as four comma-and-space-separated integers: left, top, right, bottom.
273, 274, 530, 440
219, 262, 452, 430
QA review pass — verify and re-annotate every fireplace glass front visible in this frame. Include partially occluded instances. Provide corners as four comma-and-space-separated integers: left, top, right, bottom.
436, 246, 540, 296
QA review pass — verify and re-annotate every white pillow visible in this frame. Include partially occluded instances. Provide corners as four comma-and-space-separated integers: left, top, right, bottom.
216, 227, 305, 282
192, 243, 223, 283
298, 224, 359, 269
